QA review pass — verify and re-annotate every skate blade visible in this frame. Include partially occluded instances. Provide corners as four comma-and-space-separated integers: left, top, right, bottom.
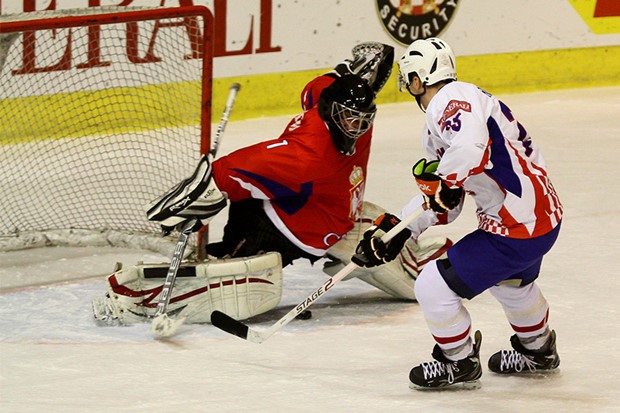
492, 368, 561, 379
409, 379, 482, 391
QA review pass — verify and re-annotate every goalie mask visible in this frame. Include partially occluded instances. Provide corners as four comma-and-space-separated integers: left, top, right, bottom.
318, 74, 376, 156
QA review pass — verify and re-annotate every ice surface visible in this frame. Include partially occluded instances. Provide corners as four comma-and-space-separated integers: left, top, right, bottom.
1, 87, 619, 413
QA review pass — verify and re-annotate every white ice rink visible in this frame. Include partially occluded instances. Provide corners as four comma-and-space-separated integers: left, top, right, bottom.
1, 86, 619, 412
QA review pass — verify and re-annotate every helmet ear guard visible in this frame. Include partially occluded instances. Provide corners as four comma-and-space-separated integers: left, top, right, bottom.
318, 74, 376, 156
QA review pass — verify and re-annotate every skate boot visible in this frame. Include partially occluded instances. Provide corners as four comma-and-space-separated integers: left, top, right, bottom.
409, 330, 482, 390
488, 330, 560, 374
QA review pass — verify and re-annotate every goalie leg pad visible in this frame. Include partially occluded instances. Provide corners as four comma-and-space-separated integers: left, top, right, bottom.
93, 252, 283, 325
323, 201, 452, 300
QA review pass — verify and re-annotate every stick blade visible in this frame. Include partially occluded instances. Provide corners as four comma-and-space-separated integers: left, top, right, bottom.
151, 313, 186, 338
210, 310, 249, 340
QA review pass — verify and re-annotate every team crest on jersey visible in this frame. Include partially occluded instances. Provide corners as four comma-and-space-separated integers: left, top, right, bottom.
375, 0, 460, 46
349, 166, 365, 221
439, 99, 471, 132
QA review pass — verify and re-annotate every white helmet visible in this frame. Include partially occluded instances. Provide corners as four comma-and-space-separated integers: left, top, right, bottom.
398, 38, 456, 90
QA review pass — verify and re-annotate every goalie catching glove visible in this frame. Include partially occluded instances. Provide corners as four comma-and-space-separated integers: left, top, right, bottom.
331, 42, 394, 95
146, 154, 227, 235
412, 158, 463, 214
352, 213, 412, 268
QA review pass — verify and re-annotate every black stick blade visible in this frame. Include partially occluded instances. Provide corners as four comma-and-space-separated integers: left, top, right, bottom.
210, 311, 249, 340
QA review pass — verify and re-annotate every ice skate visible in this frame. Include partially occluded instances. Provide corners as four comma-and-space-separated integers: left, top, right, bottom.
409, 330, 482, 390
488, 330, 560, 374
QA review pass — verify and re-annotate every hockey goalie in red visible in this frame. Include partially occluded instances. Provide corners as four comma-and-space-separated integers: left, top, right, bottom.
148, 43, 395, 268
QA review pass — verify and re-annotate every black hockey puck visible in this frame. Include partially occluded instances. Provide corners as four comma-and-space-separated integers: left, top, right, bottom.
296, 310, 313, 320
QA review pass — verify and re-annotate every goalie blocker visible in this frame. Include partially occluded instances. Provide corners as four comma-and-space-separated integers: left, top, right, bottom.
92, 252, 283, 325
146, 154, 227, 235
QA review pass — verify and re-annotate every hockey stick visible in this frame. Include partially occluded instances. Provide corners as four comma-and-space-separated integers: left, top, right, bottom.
197, 82, 241, 260
210, 82, 241, 157
151, 218, 197, 337
152, 83, 242, 336
210, 206, 425, 343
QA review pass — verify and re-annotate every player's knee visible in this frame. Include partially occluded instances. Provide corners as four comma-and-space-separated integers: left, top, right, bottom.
414, 260, 461, 312
413, 261, 434, 306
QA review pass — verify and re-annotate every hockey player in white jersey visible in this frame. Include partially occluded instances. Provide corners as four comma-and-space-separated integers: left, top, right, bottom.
354, 38, 563, 389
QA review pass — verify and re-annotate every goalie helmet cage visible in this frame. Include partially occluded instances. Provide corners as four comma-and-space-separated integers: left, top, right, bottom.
0, 6, 214, 258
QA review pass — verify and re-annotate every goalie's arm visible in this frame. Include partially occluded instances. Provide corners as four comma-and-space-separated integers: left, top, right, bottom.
146, 82, 240, 235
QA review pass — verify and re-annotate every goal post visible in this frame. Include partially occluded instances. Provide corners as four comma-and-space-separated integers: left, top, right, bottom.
0, 6, 215, 257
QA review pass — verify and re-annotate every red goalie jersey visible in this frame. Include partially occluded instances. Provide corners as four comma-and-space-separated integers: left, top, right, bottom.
212, 106, 372, 257
212, 74, 375, 257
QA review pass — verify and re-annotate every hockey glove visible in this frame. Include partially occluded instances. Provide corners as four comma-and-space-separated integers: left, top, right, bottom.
352, 213, 412, 268
352, 42, 394, 94
332, 42, 394, 94
412, 158, 463, 214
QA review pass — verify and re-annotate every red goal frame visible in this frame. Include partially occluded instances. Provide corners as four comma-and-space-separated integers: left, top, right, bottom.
0, 6, 215, 258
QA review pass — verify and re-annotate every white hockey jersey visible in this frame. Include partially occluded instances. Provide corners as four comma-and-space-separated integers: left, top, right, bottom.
414, 81, 562, 239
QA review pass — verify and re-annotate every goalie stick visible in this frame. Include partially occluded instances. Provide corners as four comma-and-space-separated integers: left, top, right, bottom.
211, 82, 240, 157
151, 218, 197, 337
210, 206, 425, 343
151, 83, 241, 337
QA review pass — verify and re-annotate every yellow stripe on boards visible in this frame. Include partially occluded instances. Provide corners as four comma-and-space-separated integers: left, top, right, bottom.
2, 45, 618, 144
214, 45, 620, 119
457, 45, 620, 95
211, 69, 326, 121
1, 81, 202, 144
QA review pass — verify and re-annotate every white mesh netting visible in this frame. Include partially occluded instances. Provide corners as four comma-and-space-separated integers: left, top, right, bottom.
0, 6, 213, 253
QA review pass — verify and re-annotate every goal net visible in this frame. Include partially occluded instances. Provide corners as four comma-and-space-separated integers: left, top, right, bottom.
0, 6, 214, 256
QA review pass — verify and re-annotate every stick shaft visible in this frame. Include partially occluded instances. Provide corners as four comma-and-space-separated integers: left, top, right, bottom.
252, 261, 359, 342
198, 82, 240, 260
210, 83, 240, 158
154, 83, 241, 327
154, 219, 196, 317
